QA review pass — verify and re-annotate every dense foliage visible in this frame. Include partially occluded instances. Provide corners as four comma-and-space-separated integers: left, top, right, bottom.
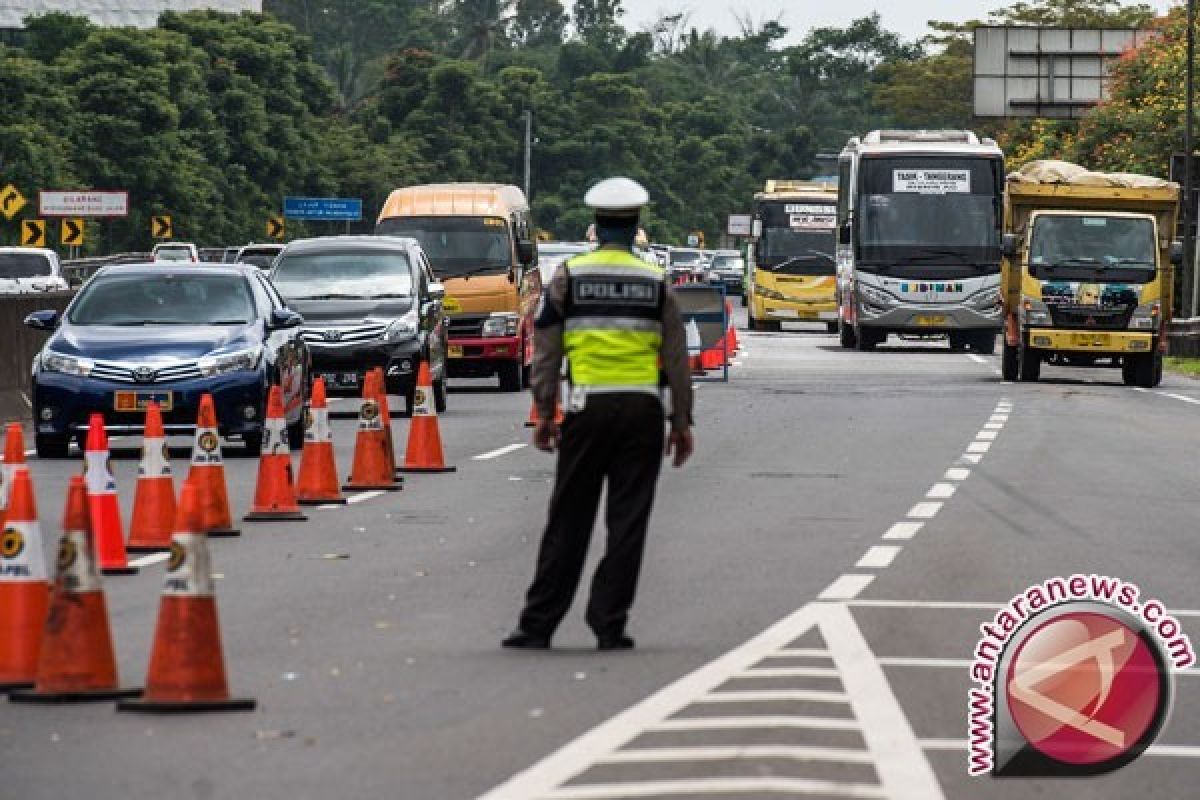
0, 1, 1180, 252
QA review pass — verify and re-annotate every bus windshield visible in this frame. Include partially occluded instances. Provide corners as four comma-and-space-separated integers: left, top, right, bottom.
756, 201, 836, 275
856, 156, 1002, 278
376, 216, 511, 277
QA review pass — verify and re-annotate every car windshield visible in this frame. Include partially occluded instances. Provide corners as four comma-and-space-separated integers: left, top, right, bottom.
0, 252, 53, 278
671, 250, 702, 266
712, 255, 745, 272
376, 216, 511, 277
272, 250, 414, 300
69, 273, 254, 325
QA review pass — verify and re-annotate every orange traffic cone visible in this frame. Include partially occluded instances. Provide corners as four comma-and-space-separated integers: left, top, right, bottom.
187, 395, 240, 538
116, 481, 255, 712
0, 471, 48, 691
367, 368, 402, 476
9, 477, 140, 703
127, 402, 177, 552
524, 395, 564, 428
297, 379, 345, 505
83, 414, 137, 576
343, 374, 402, 492
244, 386, 307, 521
1, 423, 30, 532
398, 362, 456, 474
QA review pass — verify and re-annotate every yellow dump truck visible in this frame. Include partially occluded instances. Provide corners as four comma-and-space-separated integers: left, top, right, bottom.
1000, 162, 1182, 387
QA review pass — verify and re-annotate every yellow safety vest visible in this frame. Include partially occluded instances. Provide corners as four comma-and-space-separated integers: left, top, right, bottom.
562, 249, 666, 393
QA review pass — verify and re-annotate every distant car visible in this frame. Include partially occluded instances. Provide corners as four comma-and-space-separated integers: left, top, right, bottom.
236, 243, 285, 270
668, 247, 703, 281
270, 236, 449, 416
536, 241, 592, 283
221, 247, 242, 263
709, 250, 746, 295
152, 242, 199, 263
0, 248, 69, 294
26, 264, 309, 458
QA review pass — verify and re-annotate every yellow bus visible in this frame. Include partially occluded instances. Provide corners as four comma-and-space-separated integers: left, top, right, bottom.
376, 184, 539, 391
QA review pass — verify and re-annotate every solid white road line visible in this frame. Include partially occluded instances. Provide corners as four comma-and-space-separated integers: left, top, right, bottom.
597, 745, 875, 765
926, 483, 956, 499
822, 603, 946, 800
346, 490, 385, 505
943, 468, 970, 481
128, 552, 170, 569
763, 648, 833, 659
472, 443, 528, 461
818, 574, 875, 600
698, 689, 850, 705
541, 777, 888, 799
843, 598, 1200, 618
967, 354, 988, 364
1161, 392, 1200, 405
883, 521, 924, 540
907, 501, 943, 519
877, 657, 971, 669
649, 715, 860, 733
856, 545, 901, 569
919, 739, 1200, 758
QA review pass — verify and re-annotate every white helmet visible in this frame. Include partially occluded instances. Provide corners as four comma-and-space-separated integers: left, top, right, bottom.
584, 177, 649, 217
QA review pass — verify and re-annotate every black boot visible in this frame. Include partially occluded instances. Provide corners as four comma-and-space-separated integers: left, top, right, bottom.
597, 634, 635, 651
502, 629, 551, 650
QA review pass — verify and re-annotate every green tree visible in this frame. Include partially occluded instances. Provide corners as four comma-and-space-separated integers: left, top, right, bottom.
511, 0, 567, 47
572, 0, 624, 48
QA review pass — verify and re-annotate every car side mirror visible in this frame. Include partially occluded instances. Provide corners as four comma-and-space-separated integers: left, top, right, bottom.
838, 222, 851, 245
1002, 233, 1019, 258
428, 281, 445, 299
24, 310, 60, 331
268, 309, 303, 330
517, 239, 535, 266
1170, 240, 1184, 266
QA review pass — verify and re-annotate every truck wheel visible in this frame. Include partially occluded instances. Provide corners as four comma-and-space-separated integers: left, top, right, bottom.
1121, 357, 1137, 386
855, 326, 879, 352
434, 377, 448, 413
971, 332, 997, 355
825, 321, 839, 334
498, 361, 523, 392
35, 433, 70, 459
948, 332, 968, 352
839, 319, 857, 349
1001, 341, 1019, 381
1017, 343, 1041, 382
1132, 352, 1163, 389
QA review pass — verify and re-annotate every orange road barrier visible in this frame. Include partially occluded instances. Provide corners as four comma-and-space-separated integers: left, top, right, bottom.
343, 373, 402, 492
187, 395, 240, 538
83, 414, 137, 576
0, 471, 48, 691
117, 481, 255, 713
243, 386, 307, 522
296, 378, 345, 506
9, 477, 140, 703
398, 362, 456, 474
1, 423, 30, 532
127, 402, 177, 552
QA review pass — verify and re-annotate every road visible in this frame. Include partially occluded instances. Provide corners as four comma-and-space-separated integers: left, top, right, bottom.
4, 312, 1200, 799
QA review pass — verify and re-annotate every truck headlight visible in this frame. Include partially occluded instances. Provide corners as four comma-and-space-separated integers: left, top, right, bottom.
859, 284, 896, 309
385, 310, 420, 341
755, 285, 786, 301
1130, 302, 1160, 330
41, 350, 94, 377
482, 313, 518, 337
1022, 297, 1050, 326
199, 346, 262, 377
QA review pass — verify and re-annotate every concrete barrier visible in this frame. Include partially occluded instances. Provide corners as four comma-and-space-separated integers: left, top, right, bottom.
1, 292, 74, 424
1168, 318, 1200, 358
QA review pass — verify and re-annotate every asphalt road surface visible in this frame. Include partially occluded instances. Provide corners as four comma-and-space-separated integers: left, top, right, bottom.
4, 312, 1200, 800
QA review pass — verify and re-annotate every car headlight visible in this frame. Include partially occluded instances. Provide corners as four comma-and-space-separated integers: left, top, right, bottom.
755, 285, 786, 301
1130, 302, 1160, 330
1022, 296, 1050, 326
385, 310, 420, 341
969, 288, 1003, 311
198, 346, 262, 377
482, 312, 519, 337
41, 350, 94, 377
858, 284, 896, 308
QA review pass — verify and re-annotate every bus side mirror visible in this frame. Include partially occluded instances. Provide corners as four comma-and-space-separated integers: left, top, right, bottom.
1002, 233, 1019, 258
838, 222, 851, 246
1170, 240, 1184, 266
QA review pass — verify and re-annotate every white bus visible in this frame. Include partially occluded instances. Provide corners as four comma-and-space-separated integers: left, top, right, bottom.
835, 130, 1005, 352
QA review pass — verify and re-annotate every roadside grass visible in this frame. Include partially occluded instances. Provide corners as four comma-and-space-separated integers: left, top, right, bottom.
1165, 356, 1200, 379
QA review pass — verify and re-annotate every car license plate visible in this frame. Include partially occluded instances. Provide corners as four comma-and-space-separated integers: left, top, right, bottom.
915, 315, 947, 327
319, 372, 359, 388
1074, 333, 1110, 347
114, 391, 173, 412
448, 344, 464, 359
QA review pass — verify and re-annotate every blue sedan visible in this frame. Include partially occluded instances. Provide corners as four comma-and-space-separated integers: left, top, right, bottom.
26, 264, 309, 458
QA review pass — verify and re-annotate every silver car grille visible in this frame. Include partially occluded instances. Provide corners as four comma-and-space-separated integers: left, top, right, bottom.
90, 360, 204, 384
301, 323, 388, 345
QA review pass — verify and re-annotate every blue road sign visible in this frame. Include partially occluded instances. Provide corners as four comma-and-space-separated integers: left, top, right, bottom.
283, 197, 363, 221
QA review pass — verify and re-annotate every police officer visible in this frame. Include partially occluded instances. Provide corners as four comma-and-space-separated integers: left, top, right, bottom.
503, 178, 695, 651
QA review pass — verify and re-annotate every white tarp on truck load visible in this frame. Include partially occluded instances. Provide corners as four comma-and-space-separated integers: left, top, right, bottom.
1009, 160, 1175, 189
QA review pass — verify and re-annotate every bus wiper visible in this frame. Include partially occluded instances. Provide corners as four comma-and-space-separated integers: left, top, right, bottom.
1106, 258, 1155, 267
901, 248, 973, 260
454, 265, 508, 279
1043, 258, 1099, 268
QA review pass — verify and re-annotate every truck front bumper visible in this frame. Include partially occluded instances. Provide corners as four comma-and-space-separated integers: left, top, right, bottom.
754, 295, 838, 321
1027, 329, 1154, 353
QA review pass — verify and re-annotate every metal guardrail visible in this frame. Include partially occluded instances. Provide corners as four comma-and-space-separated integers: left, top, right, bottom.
1168, 317, 1200, 357
59, 253, 152, 287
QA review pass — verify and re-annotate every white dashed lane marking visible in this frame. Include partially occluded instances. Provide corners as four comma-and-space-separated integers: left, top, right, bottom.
818, 574, 876, 600
856, 545, 901, 569
907, 501, 943, 519
926, 483, 956, 499
883, 521, 924, 540
473, 443, 528, 461
346, 490, 385, 505
128, 552, 170, 569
